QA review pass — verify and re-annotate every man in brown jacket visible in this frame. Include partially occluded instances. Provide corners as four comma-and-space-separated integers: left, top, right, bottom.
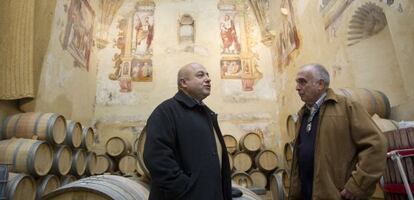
289, 63, 387, 200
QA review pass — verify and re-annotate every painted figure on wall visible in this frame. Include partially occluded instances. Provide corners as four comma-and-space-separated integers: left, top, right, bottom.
119, 61, 132, 93
221, 59, 242, 79
131, 59, 153, 82
277, 0, 299, 69
220, 14, 241, 54
62, 0, 95, 71
134, 14, 154, 55
108, 1, 155, 93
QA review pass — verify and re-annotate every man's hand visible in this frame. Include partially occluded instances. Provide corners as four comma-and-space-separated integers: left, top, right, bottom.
340, 188, 356, 200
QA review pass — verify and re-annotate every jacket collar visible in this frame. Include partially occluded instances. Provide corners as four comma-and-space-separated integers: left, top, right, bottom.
174, 90, 203, 108
298, 88, 339, 115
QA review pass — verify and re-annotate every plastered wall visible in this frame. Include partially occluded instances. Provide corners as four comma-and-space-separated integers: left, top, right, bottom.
270, 0, 414, 153
93, 0, 280, 151
2, 0, 412, 158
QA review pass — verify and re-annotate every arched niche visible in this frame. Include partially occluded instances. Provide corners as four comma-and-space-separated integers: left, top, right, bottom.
178, 14, 195, 43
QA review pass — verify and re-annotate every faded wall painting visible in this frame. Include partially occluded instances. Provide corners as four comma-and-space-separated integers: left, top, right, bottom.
62, 0, 95, 71
133, 13, 154, 56
220, 13, 241, 54
109, 1, 155, 93
277, 0, 299, 69
221, 58, 242, 79
218, 1, 263, 91
131, 59, 152, 81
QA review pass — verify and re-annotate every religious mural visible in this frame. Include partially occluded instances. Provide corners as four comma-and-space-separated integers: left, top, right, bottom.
109, 1, 155, 93
218, 1, 262, 91
132, 13, 154, 56
220, 58, 242, 79
277, 0, 299, 70
220, 14, 241, 55
131, 59, 153, 82
62, 0, 95, 71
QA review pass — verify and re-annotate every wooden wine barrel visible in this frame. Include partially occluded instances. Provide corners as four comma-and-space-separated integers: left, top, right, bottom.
7, 173, 36, 200
233, 152, 253, 172
284, 141, 294, 170
269, 168, 290, 200
60, 175, 77, 186
0, 138, 52, 176
371, 114, 398, 133
119, 154, 137, 175
106, 136, 131, 158
85, 151, 97, 176
65, 120, 82, 148
70, 148, 86, 176
36, 174, 60, 200
333, 88, 391, 118
255, 149, 278, 172
248, 169, 267, 188
1, 112, 66, 145
223, 134, 238, 154
135, 127, 151, 181
81, 127, 94, 151
95, 154, 115, 174
232, 184, 262, 200
51, 145, 72, 176
239, 132, 262, 153
43, 175, 149, 200
231, 171, 253, 188
286, 114, 298, 139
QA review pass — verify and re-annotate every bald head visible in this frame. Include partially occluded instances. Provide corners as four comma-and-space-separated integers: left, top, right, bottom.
177, 63, 197, 88
177, 63, 211, 101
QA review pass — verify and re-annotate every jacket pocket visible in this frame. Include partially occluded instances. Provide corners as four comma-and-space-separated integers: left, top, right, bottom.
167, 170, 200, 200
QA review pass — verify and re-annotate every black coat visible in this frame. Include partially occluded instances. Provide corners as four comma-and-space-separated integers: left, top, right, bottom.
143, 90, 232, 200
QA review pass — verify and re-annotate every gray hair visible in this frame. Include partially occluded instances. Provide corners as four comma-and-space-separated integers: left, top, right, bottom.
303, 63, 330, 88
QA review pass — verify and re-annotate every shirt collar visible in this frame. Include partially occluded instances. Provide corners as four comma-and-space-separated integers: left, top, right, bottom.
306, 92, 327, 111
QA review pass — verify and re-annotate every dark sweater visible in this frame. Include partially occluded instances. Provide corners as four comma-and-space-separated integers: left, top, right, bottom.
298, 109, 320, 200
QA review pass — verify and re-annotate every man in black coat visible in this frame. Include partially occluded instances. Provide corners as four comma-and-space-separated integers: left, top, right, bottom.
143, 62, 232, 200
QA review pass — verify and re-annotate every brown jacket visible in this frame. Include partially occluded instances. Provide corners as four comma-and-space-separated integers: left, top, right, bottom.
288, 88, 387, 200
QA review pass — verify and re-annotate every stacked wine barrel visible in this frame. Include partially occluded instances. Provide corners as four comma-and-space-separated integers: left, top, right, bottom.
43, 175, 150, 200
0, 112, 97, 200
131, 128, 272, 199
222, 132, 278, 199
92, 135, 140, 177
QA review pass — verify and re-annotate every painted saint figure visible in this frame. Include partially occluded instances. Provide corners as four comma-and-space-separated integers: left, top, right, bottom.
220, 14, 240, 54
135, 15, 154, 54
